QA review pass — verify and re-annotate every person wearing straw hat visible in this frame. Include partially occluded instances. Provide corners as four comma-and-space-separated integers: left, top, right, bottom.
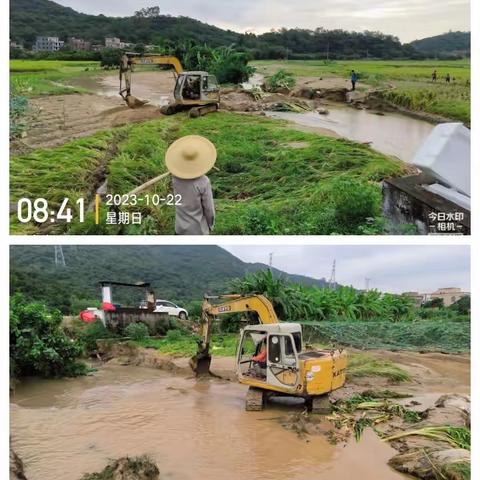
165, 135, 217, 235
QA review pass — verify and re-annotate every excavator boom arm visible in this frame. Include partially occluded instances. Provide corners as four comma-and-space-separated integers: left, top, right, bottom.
123, 54, 183, 74
119, 53, 184, 103
191, 294, 278, 375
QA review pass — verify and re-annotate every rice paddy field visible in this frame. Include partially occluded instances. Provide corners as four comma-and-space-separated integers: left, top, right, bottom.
10, 60, 101, 96
253, 59, 471, 124
10, 112, 405, 235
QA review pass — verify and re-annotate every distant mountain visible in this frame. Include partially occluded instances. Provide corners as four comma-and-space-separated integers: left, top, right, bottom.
10, 245, 328, 313
10, 0, 241, 48
409, 31, 470, 57
11, 0, 421, 59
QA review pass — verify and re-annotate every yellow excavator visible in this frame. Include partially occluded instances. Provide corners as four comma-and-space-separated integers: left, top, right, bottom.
190, 294, 347, 412
119, 53, 220, 118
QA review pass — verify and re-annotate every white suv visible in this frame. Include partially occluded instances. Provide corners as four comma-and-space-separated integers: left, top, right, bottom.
154, 300, 188, 319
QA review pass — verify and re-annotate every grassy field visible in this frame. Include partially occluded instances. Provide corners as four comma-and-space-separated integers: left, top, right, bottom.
302, 321, 470, 353
10, 59, 100, 96
252, 59, 470, 123
11, 112, 405, 235
251, 59, 470, 82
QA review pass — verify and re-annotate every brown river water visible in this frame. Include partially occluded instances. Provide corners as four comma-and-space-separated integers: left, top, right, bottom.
72, 71, 434, 163
10, 364, 408, 480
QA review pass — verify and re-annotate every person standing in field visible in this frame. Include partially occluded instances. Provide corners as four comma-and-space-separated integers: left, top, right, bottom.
432, 70, 437, 82
350, 70, 358, 91
445, 73, 451, 84
165, 135, 216, 235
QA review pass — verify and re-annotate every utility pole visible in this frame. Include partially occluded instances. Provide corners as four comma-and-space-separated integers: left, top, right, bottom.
329, 260, 336, 289
326, 42, 330, 61
54, 246, 66, 267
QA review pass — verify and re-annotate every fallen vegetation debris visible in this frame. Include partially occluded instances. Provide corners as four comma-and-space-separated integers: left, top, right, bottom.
80, 455, 160, 480
384, 426, 470, 451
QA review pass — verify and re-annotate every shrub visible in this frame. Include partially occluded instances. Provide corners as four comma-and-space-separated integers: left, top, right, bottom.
78, 320, 117, 353
450, 296, 470, 315
10, 93, 29, 139
328, 178, 381, 231
165, 329, 184, 342
266, 70, 296, 91
125, 322, 150, 341
10, 294, 87, 378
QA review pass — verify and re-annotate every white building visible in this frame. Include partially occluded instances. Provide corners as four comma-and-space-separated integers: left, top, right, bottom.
33, 36, 65, 52
105, 37, 126, 49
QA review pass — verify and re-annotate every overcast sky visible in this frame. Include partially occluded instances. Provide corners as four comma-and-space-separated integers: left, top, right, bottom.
55, 0, 469, 42
222, 245, 470, 293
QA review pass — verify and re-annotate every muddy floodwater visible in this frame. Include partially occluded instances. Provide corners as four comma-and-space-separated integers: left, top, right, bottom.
266, 108, 435, 162
11, 365, 407, 480
70, 72, 435, 164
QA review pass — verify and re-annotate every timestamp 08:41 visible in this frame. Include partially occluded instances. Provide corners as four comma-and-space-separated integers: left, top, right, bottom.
17, 198, 85, 224
16, 194, 182, 225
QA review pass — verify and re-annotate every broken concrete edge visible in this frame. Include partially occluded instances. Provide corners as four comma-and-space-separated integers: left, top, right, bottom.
382, 173, 471, 234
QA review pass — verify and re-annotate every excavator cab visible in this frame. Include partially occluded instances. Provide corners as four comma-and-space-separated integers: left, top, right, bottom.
236, 324, 302, 390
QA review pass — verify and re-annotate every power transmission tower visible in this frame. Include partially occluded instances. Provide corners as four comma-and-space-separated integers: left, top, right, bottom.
269, 252, 274, 269
54, 246, 66, 267
328, 260, 336, 289
365, 277, 371, 291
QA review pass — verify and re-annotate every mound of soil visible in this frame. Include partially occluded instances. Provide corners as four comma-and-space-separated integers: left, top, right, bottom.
81, 455, 160, 480
96, 341, 192, 375
389, 448, 470, 480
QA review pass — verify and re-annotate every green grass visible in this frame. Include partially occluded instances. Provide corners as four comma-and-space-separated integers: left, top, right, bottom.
138, 333, 409, 383
10, 59, 101, 97
251, 59, 470, 82
347, 353, 411, 382
10, 112, 405, 235
302, 321, 470, 353
138, 333, 240, 357
252, 59, 470, 123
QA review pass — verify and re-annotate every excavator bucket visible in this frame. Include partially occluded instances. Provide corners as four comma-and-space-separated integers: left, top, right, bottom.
189, 344, 212, 376
125, 94, 149, 109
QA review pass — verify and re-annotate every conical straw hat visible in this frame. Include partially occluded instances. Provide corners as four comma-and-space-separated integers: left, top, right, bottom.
165, 135, 217, 179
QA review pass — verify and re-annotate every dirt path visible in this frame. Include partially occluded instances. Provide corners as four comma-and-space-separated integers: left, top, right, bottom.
12, 93, 162, 153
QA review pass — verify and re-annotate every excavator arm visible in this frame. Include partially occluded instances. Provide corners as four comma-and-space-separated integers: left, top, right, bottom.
190, 294, 279, 375
119, 53, 184, 106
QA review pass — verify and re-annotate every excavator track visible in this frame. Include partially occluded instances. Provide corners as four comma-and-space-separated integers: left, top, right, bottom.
245, 387, 265, 411
189, 104, 219, 118
309, 395, 332, 414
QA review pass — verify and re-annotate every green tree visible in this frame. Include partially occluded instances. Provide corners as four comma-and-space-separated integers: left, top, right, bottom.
10, 294, 87, 378
449, 296, 470, 315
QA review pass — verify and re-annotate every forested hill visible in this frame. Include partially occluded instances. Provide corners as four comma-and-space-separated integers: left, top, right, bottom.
10, 246, 329, 313
10, 0, 241, 48
10, 0, 465, 59
409, 31, 470, 57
